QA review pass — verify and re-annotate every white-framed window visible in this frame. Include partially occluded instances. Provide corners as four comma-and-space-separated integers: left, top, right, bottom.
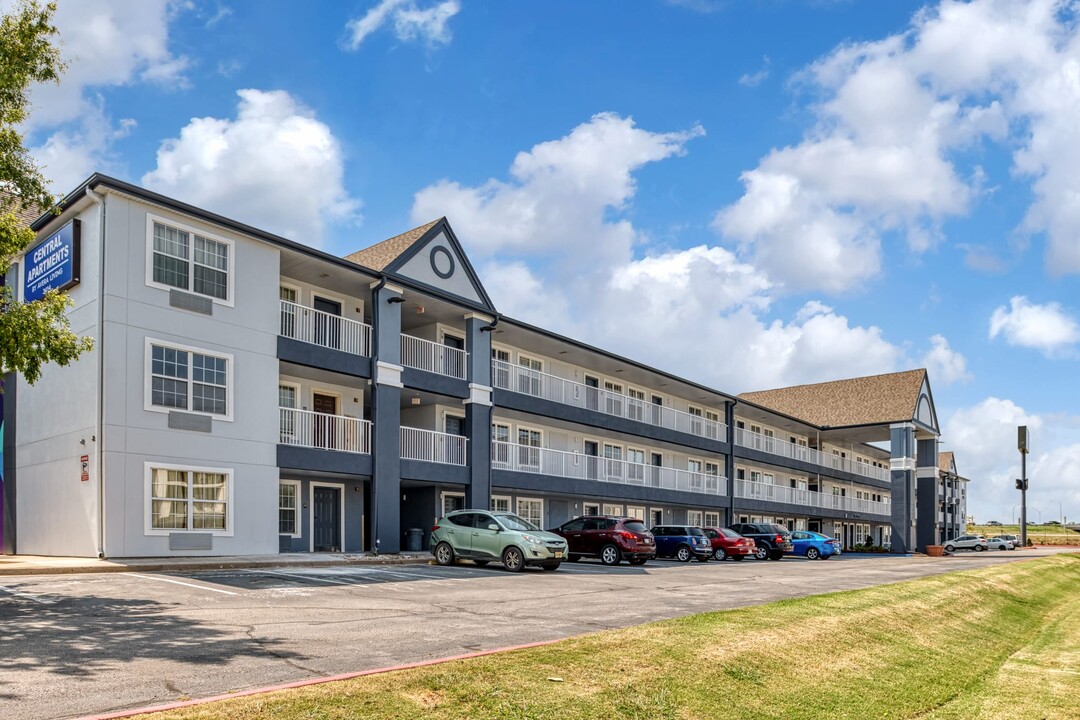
279, 284, 299, 304
627, 387, 646, 421
145, 338, 233, 421
705, 461, 720, 476
687, 510, 704, 527
704, 511, 720, 526
603, 503, 623, 516
279, 382, 299, 441
688, 459, 703, 473
146, 215, 235, 305
145, 462, 233, 536
583, 502, 600, 516
491, 422, 511, 467
279, 480, 301, 537
491, 495, 511, 514
442, 491, 465, 516
626, 505, 646, 521
517, 498, 543, 527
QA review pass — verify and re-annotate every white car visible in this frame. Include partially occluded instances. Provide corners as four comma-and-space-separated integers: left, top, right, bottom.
943, 535, 988, 553
989, 535, 1018, 550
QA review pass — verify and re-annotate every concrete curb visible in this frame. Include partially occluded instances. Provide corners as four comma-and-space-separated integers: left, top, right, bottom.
77, 639, 563, 720
0, 555, 433, 577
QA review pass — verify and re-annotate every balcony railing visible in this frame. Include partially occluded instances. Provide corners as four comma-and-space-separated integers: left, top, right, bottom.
733, 427, 890, 483
279, 407, 371, 454
492, 360, 726, 442
279, 300, 372, 356
400, 426, 468, 465
491, 441, 724, 496
401, 335, 468, 380
733, 479, 890, 516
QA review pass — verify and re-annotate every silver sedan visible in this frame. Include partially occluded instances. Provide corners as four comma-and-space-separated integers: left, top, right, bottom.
943, 535, 988, 553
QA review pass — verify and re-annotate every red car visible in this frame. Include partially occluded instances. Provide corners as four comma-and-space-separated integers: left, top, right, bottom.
549, 515, 656, 565
703, 527, 755, 561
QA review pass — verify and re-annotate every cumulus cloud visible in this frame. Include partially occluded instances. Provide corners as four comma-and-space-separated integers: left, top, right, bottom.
142, 89, 360, 246
413, 113, 910, 391
920, 334, 972, 386
989, 296, 1080, 356
344, 0, 460, 50
713, 0, 1080, 292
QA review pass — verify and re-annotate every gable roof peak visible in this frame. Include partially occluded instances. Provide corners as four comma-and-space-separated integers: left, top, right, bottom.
343, 217, 443, 271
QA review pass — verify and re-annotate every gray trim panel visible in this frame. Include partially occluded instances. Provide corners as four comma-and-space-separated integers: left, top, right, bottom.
277, 446, 373, 477
277, 337, 372, 379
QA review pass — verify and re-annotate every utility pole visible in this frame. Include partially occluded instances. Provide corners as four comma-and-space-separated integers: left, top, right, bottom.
1017, 426, 1029, 548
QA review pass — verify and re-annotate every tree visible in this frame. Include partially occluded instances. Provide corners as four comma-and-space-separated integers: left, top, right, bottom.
0, 0, 93, 385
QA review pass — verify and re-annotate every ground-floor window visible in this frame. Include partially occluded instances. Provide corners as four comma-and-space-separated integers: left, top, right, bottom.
583, 502, 600, 516
704, 511, 720, 527
279, 481, 300, 536
146, 463, 231, 533
603, 503, 623, 516
490, 495, 511, 513
442, 492, 465, 517
687, 510, 703, 527
517, 498, 543, 527
626, 505, 646, 521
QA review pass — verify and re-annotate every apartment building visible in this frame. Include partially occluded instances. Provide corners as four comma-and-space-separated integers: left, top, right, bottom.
936, 451, 969, 542
2, 175, 948, 558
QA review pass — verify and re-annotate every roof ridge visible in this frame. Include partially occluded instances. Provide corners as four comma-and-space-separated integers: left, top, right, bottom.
343, 217, 442, 271
739, 367, 926, 397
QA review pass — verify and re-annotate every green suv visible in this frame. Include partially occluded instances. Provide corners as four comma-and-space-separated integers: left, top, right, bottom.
431, 509, 568, 572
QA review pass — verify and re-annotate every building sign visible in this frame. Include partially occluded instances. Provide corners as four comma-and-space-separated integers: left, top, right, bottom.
80, 455, 90, 482
23, 219, 81, 303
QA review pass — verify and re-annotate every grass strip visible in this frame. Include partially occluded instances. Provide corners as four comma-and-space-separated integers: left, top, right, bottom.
140, 554, 1080, 720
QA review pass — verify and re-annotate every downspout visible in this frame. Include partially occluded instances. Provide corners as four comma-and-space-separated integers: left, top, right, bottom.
86, 187, 106, 558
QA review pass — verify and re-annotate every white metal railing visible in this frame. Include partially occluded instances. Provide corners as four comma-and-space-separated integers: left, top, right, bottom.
733, 479, 890, 516
279, 407, 371, 454
279, 300, 372, 356
400, 427, 468, 465
401, 335, 468, 379
733, 427, 890, 483
492, 360, 726, 441
491, 441, 724, 496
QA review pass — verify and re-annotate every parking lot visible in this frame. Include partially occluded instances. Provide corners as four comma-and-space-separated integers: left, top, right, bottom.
0, 547, 1072, 720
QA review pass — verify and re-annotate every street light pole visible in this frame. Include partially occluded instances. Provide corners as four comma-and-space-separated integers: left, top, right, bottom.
1018, 426, 1029, 548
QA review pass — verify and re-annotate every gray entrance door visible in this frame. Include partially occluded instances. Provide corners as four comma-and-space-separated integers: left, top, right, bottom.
313, 486, 341, 551
313, 296, 341, 349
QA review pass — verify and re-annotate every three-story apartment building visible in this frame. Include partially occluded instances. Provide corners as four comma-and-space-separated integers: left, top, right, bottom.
2, 175, 950, 557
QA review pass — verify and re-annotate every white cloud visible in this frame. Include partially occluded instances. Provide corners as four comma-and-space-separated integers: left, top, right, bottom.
942, 397, 1080, 525
712, 0, 1080, 292
920, 334, 972, 386
989, 296, 1080, 356
142, 89, 360, 246
344, 0, 460, 50
413, 113, 908, 392
738, 56, 771, 87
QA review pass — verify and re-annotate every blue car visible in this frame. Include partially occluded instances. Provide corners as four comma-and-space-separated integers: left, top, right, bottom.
789, 531, 839, 560
650, 525, 712, 562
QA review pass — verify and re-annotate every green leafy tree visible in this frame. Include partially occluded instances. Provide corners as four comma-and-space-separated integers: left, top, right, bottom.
1, 0, 93, 385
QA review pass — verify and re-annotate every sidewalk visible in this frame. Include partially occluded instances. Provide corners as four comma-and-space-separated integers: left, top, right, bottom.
0, 551, 432, 576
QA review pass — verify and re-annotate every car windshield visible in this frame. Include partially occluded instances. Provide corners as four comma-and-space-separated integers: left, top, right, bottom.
766, 524, 790, 534
624, 521, 649, 534
495, 513, 540, 532
687, 527, 706, 536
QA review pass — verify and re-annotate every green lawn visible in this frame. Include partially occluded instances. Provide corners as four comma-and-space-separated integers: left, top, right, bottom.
141, 554, 1080, 720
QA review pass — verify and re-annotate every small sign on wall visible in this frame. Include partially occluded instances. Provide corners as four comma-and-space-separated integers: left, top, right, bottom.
80, 455, 89, 482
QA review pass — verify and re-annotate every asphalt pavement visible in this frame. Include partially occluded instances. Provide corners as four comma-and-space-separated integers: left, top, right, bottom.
0, 547, 1072, 720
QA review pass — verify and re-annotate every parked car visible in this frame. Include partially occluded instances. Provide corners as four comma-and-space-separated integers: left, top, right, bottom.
549, 515, 656, 565
431, 510, 568, 572
943, 534, 988, 553
651, 526, 712, 562
728, 523, 794, 560
986, 520, 1003, 526
702, 527, 755, 561
989, 535, 1018, 551
789, 530, 839, 560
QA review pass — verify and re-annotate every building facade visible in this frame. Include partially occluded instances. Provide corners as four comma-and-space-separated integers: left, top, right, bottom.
3, 175, 949, 558
936, 452, 969, 542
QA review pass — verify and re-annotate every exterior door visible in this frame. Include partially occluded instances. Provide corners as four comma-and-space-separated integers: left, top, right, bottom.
492, 348, 510, 387
650, 508, 664, 528
583, 440, 599, 480
313, 393, 337, 449
312, 486, 341, 551
443, 334, 465, 377
650, 395, 663, 425
313, 296, 341, 349
584, 375, 600, 411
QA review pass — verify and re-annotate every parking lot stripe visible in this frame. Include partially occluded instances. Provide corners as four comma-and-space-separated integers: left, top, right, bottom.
254, 569, 362, 586
0, 584, 55, 604
129, 573, 238, 595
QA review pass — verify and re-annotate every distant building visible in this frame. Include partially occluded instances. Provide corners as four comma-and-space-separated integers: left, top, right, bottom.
937, 451, 968, 541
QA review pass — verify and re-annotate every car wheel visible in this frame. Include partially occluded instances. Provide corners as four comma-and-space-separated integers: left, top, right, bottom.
502, 546, 525, 572
998, 545, 1007, 551
806, 547, 820, 560
541, 563, 560, 572
754, 545, 769, 561
600, 544, 622, 566
944, 544, 955, 553
676, 545, 692, 562
731, 555, 745, 562
434, 542, 455, 566
473, 560, 489, 567
975, 545, 986, 552
713, 547, 727, 561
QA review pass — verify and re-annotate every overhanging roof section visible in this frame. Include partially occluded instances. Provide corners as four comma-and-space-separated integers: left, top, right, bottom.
739, 369, 939, 434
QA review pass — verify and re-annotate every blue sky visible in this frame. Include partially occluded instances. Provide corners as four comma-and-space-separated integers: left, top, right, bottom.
17, 0, 1080, 524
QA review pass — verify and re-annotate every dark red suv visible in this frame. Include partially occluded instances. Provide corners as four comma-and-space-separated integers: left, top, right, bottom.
549, 516, 656, 566
702, 526, 755, 561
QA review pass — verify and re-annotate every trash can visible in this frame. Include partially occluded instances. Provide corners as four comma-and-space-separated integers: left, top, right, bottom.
405, 528, 424, 552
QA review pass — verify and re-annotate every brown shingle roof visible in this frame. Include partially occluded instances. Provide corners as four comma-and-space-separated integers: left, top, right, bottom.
738, 369, 927, 428
343, 218, 441, 271
938, 451, 955, 472
1, 188, 46, 227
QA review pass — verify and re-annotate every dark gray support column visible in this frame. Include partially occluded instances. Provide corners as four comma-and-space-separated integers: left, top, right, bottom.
371, 281, 404, 553
465, 314, 493, 509
889, 423, 916, 553
915, 437, 939, 551
2, 372, 15, 555
724, 402, 737, 526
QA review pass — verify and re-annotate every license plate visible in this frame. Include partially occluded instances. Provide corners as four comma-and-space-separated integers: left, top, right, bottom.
554, 551, 564, 558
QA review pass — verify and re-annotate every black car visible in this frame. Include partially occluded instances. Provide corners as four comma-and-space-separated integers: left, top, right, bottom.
728, 523, 794, 560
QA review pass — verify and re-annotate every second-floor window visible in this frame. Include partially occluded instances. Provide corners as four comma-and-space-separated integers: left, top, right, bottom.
146, 339, 232, 420
149, 218, 233, 302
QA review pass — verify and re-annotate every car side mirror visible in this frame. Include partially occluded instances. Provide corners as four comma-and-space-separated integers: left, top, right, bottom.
488, 524, 500, 532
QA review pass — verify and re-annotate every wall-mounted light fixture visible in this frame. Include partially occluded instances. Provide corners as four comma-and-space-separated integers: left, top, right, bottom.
388, 296, 406, 304
411, 395, 421, 406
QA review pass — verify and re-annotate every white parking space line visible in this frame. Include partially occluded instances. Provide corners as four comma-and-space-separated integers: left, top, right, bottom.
0, 584, 56, 604
129, 573, 238, 595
